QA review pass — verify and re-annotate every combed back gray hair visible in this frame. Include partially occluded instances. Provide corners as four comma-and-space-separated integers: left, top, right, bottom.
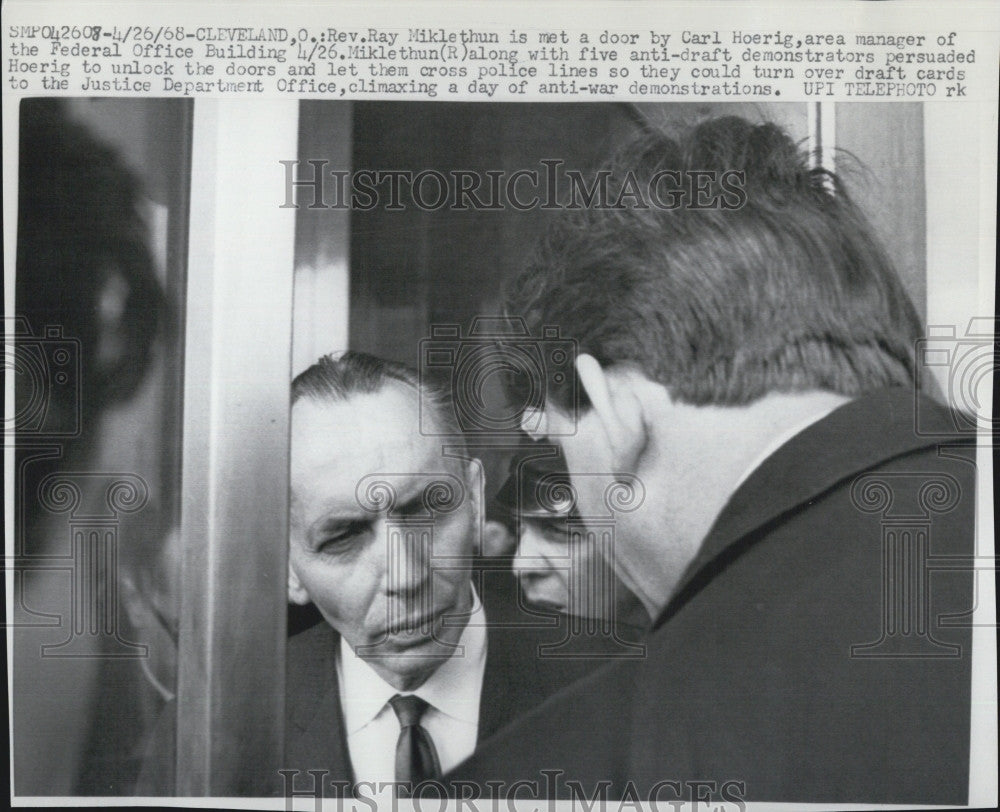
291, 350, 463, 439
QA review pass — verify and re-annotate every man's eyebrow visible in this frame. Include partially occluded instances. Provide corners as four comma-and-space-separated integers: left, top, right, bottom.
315, 513, 367, 528
527, 515, 571, 531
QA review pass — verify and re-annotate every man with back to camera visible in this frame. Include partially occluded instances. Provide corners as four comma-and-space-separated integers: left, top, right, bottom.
448, 116, 977, 804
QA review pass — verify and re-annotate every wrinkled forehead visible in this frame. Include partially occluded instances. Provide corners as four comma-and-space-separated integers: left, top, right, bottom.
292, 383, 419, 451
290, 385, 464, 510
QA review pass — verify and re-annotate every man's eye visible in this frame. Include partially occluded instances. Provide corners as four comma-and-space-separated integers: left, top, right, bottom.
318, 521, 370, 552
534, 519, 569, 537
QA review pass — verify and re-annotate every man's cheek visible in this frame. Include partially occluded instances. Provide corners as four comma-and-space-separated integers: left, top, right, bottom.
437, 513, 476, 558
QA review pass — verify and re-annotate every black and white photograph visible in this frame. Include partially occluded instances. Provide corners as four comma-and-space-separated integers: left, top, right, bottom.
4, 2, 998, 809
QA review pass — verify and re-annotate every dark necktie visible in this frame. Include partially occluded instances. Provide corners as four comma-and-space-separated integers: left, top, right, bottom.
389, 694, 441, 793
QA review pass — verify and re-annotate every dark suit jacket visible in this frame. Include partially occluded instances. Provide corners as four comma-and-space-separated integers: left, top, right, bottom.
135, 565, 644, 796
450, 389, 976, 805
283, 567, 646, 792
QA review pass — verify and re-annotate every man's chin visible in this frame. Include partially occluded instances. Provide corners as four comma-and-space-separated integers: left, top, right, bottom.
358, 641, 459, 691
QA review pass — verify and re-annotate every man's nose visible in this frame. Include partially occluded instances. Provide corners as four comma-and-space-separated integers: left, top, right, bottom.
520, 407, 548, 440
382, 519, 434, 596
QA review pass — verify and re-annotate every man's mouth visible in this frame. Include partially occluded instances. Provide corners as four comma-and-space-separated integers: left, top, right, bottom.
526, 595, 567, 613
388, 613, 437, 634
377, 606, 447, 638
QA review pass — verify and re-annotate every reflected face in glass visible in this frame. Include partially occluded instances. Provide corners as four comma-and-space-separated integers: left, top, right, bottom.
288, 385, 477, 691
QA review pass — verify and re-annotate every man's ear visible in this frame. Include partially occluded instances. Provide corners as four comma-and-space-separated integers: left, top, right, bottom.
287, 560, 310, 605
575, 353, 649, 472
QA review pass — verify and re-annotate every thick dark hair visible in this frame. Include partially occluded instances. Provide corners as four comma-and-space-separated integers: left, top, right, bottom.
292, 350, 463, 438
505, 116, 923, 410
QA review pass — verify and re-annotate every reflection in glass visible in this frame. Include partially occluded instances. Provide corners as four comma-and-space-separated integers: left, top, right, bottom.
12, 98, 190, 795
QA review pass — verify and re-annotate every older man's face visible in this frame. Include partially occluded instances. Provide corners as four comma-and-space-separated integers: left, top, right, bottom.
288, 385, 477, 690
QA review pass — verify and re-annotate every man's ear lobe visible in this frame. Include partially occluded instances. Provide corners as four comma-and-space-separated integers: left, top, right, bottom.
287, 562, 310, 605
575, 354, 649, 472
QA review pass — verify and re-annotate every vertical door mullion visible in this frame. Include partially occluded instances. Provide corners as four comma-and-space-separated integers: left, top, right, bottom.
176, 99, 298, 796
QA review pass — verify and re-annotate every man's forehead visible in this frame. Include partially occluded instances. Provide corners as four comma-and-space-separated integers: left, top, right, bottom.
292, 385, 420, 448
290, 387, 459, 505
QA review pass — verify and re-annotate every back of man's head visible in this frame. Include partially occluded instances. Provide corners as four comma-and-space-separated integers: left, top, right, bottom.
506, 116, 923, 412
